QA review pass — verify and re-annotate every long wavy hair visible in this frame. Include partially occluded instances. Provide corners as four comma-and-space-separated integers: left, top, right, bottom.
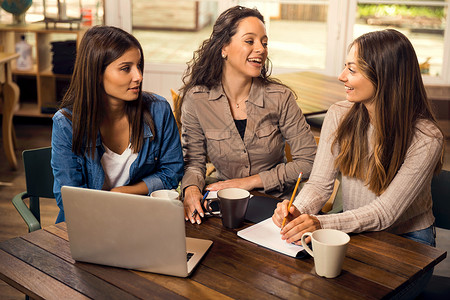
333, 29, 443, 195
60, 25, 154, 157
175, 5, 287, 126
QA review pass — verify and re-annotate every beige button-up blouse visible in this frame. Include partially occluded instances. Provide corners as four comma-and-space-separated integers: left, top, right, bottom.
180, 78, 317, 198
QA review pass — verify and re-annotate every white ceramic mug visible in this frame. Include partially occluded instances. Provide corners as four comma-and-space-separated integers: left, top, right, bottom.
301, 229, 350, 278
150, 189, 179, 201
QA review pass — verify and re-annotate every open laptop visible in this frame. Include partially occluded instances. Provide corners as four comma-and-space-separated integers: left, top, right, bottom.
61, 186, 213, 277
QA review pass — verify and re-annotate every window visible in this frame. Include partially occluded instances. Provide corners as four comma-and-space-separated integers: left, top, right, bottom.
351, 0, 449, 84
130, 0, 330, 72
0, 0, 104, 26
105, 0, 450, 100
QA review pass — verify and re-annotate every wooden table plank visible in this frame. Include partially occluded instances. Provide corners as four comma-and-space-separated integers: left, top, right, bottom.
346, 241, 418, 278
46, 218, 448, 299
363, 231, 447, 263
191, 264, 282, 300
0, 216, 446, 300
197, 245, 324, 299
341, 255, 405, 290
186, 218, 388, 299
43, 222, 237, 300
275, 71, 344, 115
0, 238, 138, 300
46, 219, 382, 299
0, 249, 88, 300
22, 228, 188, 300
42, 222, 300, 299
349, 233, 443, 277
45, 222, 70, 240
133, 269, 233, 300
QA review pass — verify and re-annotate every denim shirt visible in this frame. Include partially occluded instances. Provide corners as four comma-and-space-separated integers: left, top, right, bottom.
51, 93, 184, 223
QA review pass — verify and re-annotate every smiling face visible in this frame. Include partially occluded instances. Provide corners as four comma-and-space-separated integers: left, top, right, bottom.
221, 16, 268, 79
338, 45, 375, 106
102, 47, 143, 103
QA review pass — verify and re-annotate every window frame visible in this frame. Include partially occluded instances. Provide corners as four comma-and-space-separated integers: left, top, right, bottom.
105, 0, 450, 85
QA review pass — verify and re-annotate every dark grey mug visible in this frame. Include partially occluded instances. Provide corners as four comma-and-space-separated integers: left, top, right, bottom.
206, 188, 250, 229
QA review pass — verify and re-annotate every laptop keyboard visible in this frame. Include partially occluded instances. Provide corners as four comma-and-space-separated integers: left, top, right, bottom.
187, 252, 194, 262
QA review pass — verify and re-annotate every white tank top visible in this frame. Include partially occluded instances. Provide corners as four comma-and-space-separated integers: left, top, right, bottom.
101, 143, 138, 190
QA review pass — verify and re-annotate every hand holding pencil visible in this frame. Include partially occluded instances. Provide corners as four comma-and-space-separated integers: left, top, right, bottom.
281, 172, 302, 230
273, 172, 322, 245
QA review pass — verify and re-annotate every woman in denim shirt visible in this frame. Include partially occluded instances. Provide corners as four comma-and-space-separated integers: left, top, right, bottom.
51, 26, 183, 223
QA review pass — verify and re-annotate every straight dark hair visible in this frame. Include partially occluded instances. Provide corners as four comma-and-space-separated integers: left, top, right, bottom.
333, 29, 443, 195
60, 25, 154, 157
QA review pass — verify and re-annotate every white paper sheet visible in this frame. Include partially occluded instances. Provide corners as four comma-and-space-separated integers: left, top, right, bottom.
237, 218, 304, 257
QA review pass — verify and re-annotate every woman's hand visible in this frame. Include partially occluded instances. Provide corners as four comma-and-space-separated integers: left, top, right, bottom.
272, 200, 321, 245
272, 200, 301, 227
206, 174, 262, 191
183, 186, 204, 224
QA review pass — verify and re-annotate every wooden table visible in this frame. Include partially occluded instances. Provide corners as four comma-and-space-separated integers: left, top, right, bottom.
0, 218, 446, 299
275, 71, 344, 116
0, 52, 20, 170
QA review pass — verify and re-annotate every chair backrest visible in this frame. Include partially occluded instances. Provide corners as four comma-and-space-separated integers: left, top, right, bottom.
431, 169, 450, 229
23, 147, 54, 198
171, 89, 182, 131
23, 147, 54, 222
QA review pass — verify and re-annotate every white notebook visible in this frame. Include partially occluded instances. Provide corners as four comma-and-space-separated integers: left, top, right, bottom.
237, 218, 304, 257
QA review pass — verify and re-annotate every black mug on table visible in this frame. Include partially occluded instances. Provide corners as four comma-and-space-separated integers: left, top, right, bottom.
206, 188, 250, 229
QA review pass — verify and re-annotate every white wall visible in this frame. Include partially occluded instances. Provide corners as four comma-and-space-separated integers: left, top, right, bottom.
143, 64, 185, 109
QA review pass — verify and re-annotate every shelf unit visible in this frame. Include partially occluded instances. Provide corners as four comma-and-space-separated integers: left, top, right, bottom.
0, 24, 86, 117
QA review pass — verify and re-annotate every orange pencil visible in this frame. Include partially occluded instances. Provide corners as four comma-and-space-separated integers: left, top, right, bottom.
281, 172, 303, 230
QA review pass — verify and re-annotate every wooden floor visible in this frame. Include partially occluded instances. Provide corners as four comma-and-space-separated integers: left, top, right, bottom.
0, 118, 58, 299
1, 117, 449, 299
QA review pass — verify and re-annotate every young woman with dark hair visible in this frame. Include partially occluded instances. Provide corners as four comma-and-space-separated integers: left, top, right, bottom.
51, 26, 183, 223
176, 6, 317, 224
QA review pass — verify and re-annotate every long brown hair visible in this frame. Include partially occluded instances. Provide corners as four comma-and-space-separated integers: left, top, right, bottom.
174, 5, 288, 126
60, 25, 154, 157
334, 29, 443, 195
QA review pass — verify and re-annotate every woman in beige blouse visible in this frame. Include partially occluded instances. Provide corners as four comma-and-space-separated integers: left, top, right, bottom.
273, 29, 444, 251
175, 6, 317, 224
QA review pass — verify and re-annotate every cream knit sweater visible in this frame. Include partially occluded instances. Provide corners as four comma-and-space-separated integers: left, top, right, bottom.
294, 101, 443, 234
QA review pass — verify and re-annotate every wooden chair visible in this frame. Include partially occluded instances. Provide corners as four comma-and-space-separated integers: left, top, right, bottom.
12, 147, 54, 232
170, 89, 182, 131
171, 89, 215, 177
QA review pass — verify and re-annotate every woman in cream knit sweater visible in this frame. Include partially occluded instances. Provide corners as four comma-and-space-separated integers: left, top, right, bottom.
273, 29, 444, 247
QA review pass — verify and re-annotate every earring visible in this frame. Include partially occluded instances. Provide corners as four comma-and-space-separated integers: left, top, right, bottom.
222, 53, 227, 59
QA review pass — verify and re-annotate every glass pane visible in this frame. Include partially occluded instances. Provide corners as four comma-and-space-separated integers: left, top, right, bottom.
132, 0, 328, 70
355, 0, 448, 78
0, 0, 104, 26
132, 0, 218, 64
239, 0, 328, 70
